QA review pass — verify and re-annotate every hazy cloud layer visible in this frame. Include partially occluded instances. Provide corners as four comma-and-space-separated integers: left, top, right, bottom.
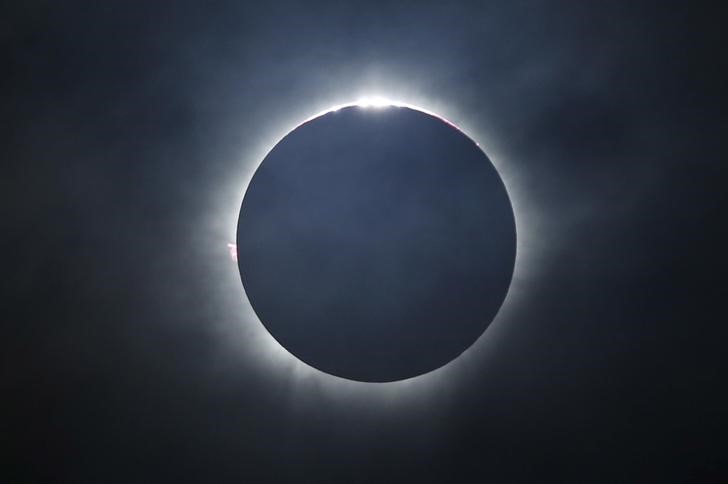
4, 1, 726, 482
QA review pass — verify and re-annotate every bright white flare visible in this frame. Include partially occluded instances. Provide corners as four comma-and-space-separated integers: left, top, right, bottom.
355, 96, 393, 108
301, 96, 466, 136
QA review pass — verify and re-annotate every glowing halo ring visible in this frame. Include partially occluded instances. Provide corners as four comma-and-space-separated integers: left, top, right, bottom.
225, 94, 529, 397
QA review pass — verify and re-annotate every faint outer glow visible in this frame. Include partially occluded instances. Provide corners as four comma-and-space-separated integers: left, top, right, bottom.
215, 91, 540, 401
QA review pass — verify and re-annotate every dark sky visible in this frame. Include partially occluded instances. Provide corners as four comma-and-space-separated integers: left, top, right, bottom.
3, 1, 727, 482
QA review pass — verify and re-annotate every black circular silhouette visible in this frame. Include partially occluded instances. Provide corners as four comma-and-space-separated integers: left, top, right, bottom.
237, 105, 516, 382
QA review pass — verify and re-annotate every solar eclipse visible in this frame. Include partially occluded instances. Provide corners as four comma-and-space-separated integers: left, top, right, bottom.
236, 102, 516, 382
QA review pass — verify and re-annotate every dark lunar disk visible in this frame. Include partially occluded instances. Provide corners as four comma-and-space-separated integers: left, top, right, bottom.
237, 105, 516, 382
